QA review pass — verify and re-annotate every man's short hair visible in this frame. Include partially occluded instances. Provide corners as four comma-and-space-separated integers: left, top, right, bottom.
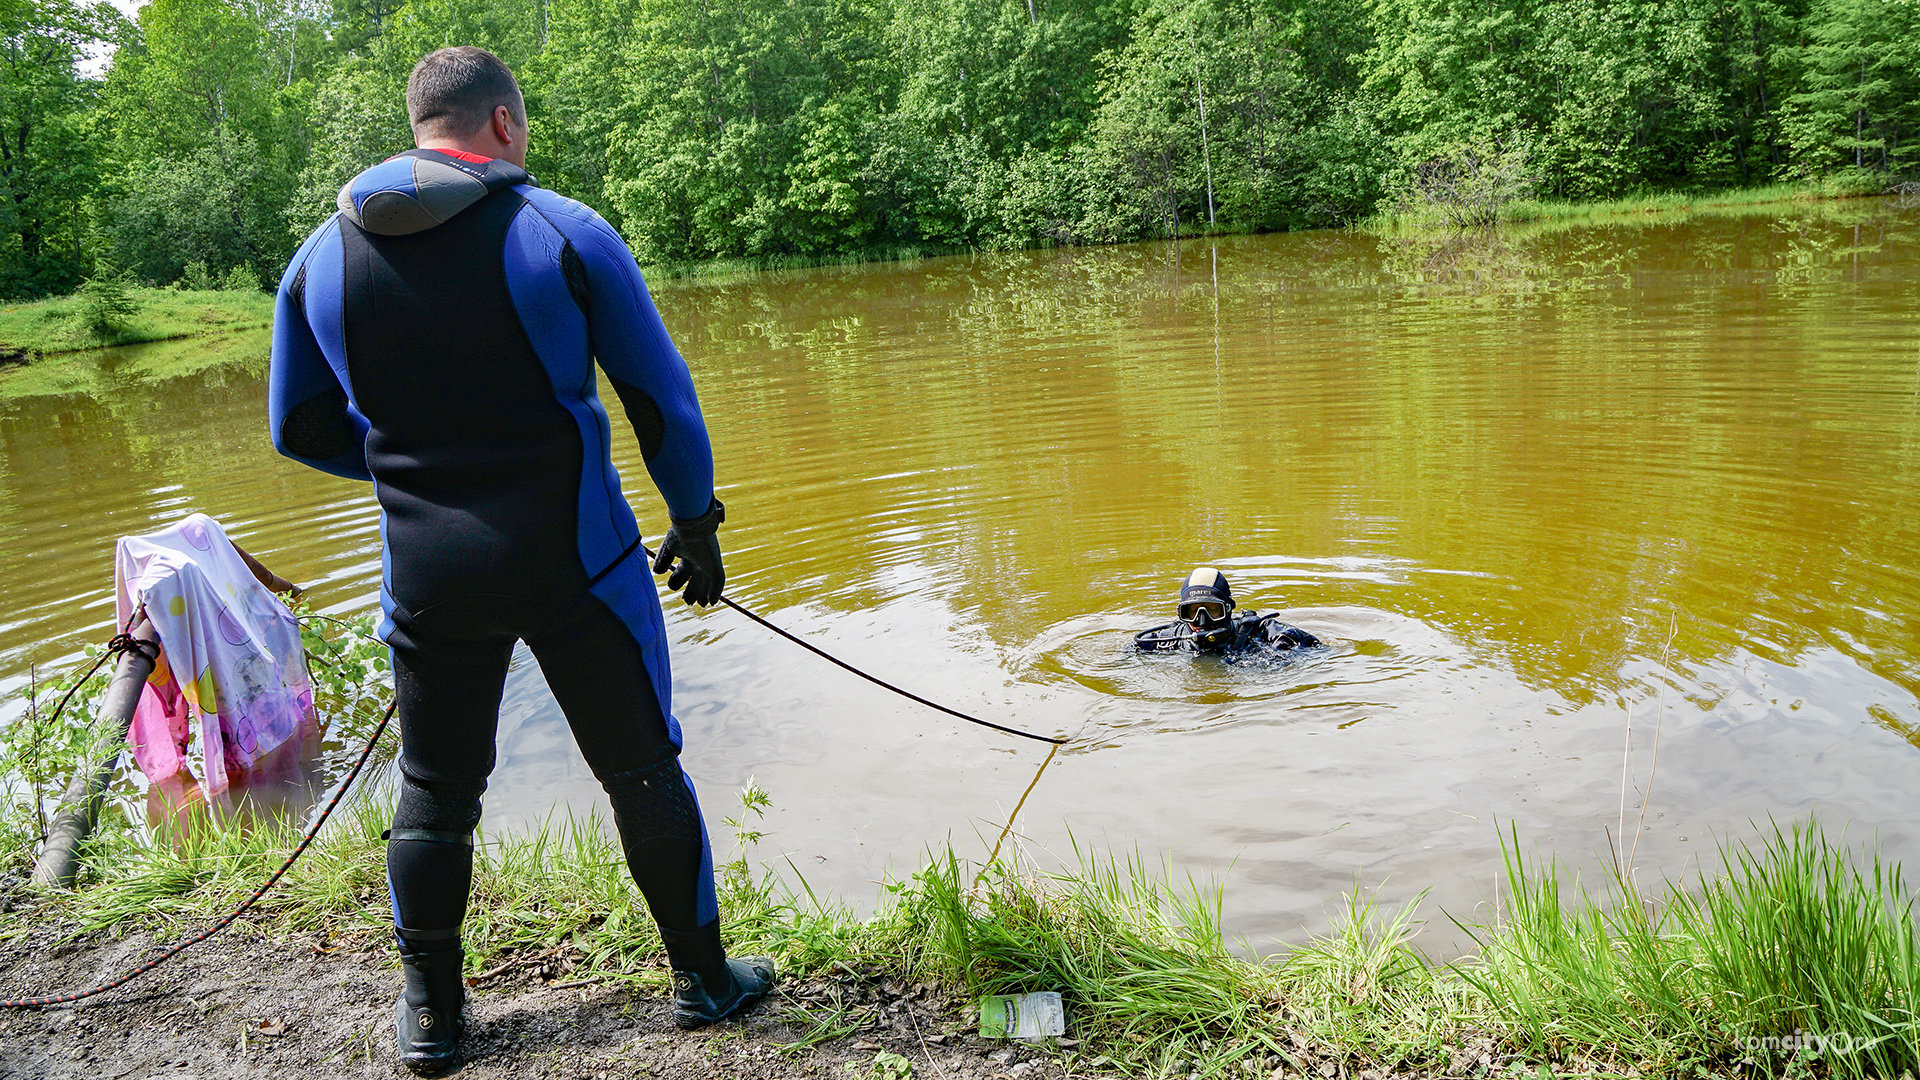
407, 47, 526, 139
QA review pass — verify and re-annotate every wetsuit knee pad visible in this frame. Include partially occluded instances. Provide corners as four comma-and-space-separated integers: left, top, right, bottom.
602, 756, 700, 844
393, 772, 486, 835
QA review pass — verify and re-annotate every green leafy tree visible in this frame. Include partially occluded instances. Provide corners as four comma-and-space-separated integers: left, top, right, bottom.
102, 129, 286, 283
1293, 92, 1393, 223
875, 0, 1132, 248
0, 0, 119, 296
1359, 0, 1808, 198
90, 0, 313, 278
1716, 0, 1804, 180
518, 0, 638, 215
598, 0, 892, 262
0, 0, 1879, 283
370, 0, 542, 73
1090, 0, 1333, 237
288, 61, 409, 238
1782, 0, 1920, 176
101, 0, 277, 154
887, 0, 1126, 158
327, 0, 405, 56
1527, 0, 1730, 196
1360, 0, 1549, 158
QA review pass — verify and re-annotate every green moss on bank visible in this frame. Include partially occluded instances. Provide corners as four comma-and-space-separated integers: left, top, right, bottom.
0, 287, 274, 359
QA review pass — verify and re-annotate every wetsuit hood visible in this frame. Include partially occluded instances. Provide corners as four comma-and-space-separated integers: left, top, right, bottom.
336, 149, 531, 236
1178, 567, 1235, 616
1178, 567, 1236, 650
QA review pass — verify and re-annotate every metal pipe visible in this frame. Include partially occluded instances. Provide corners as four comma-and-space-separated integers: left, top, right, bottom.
31, 617, 159, 889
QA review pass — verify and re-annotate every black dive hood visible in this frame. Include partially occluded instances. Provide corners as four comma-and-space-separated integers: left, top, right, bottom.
1178, 567, 1236, 650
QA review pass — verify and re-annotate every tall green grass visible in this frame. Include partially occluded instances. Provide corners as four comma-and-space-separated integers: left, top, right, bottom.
1464, 820, 1920, 1078
463, 810, 666, 983
1499, 179, 1875, 225
895, 848, 1277, 1052
53, 787, 391, 937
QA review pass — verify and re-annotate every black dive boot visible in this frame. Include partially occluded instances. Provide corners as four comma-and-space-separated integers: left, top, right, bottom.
672, 955, 777, 1029
659, 920, 777, 1029
394, 939, 466, 1072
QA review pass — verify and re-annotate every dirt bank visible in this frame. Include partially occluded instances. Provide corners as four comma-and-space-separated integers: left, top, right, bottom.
0, 919, 1123, 1080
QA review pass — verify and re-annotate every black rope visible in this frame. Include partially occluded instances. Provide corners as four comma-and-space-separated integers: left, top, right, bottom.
2, 612, 395, 1009
1, 551, 1062, 1008
0, 698, 395, 1009
31, 612, 149, 741
644, 545, 1067, 747
103, 634, 159, 665
310, 567, 1063, 745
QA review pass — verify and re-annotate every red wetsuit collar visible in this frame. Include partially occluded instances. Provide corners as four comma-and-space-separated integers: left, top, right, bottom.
391, 148, 496, 164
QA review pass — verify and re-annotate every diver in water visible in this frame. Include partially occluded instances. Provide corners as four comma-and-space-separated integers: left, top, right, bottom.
1134, 567, 1321, 656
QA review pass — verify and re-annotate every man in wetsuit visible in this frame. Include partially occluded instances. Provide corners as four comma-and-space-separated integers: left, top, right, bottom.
1134, 567, 1321, 656
267, 47, 771, 1071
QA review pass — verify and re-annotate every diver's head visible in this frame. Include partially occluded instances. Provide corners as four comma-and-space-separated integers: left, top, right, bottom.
1178, 567, 1236, 651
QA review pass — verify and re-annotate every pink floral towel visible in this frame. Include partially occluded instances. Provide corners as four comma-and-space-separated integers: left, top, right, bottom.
115, 514, 317, 796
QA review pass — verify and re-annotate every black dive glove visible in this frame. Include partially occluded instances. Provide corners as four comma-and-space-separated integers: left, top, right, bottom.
653, 498, 725, 606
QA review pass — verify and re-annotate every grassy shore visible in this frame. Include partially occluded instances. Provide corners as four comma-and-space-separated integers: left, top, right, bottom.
3, 772, 1915, 1078
1367, 175, 1897, 232
645, 180, 1915, 290
0, 326, 271, 402
648, 181, 1892, 282
638, 241, 974, 283
0, 287, 274, 358
3, 628, 1918, 1077
1501, 177, 1892, 225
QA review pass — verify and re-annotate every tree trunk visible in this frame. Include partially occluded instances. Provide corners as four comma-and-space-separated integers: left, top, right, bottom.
1196, 67, 1215, 227
1751, 21, 1779, 168
1856, 58, 1867, 169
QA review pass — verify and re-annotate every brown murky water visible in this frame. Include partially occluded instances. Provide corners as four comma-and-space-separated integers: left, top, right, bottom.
4, 201, 1918, 951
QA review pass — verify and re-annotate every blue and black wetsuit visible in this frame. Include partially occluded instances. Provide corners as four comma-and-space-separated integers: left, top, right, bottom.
269, 149, 728, 981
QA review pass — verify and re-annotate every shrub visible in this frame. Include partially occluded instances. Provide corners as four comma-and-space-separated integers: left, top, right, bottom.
73, 272, 141, 340
173, 261, 219, 291
221, 264, 262, 292
1397, 137, 1541, 228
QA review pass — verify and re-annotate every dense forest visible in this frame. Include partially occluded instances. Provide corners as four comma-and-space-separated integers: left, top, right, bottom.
1, 0, 1916, 296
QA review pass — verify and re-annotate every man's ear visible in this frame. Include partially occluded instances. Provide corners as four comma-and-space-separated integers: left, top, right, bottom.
493, 104, 516, 146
